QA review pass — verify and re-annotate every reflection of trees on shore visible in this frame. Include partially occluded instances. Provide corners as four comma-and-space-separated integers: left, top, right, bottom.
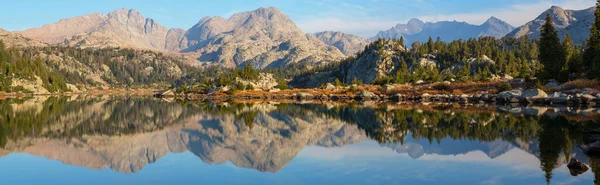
0, 96, 200, 148
275, 103, 600, 184
3, 98, 600, 184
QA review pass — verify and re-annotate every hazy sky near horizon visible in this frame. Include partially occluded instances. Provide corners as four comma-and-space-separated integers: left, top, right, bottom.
0, 0, 596, 37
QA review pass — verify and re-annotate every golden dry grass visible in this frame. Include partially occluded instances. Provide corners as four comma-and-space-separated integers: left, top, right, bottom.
562, 79, 600, 90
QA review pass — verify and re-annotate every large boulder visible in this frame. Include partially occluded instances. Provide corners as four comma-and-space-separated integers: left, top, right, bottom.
296, 92, 314, 100
383, 84, 396, 92
208, 86, 231, 94
521, 89, 548, 99
498, 89, 522, 99
357, 90, 379, 101
567, 158, 589, 176
545, 81, 560, 89
324, 83, 336, 90
582, 94, 596, 102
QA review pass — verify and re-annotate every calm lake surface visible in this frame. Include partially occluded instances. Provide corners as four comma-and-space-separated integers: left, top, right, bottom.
1, 95, 600, 185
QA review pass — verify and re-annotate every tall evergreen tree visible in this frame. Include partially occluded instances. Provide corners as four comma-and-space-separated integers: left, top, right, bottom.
561, 33, 574, 80
399, 36, 405, 49
584, 0, 600, 79
538, 12, 566, 82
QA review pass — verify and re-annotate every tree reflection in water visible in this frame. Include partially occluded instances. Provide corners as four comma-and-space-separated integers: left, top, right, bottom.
1, 96, 599, 184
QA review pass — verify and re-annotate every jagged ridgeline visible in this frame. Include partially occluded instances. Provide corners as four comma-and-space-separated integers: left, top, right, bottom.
0, 40, 201, 93
291, 36, 542, 88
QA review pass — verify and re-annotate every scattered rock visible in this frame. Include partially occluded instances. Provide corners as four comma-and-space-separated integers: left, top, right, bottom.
582, 94, 596, 102
324, 83, 336, 90
498, 89, 522, 99
66, 83, 81, 93
442, 81, 451, 85
297, 92, 314, 99
208, 86, 230, 94
511, 78, 525, 84
414, 80, 425, 85
268, 88, 281, 93
358, 91, 379, 101
563, 89, 582, 94
545, 81, 559, 89
502, 74, 513, 80
521, 89, 548, 99
383, 84, 396, 92
159, 90, 175, 97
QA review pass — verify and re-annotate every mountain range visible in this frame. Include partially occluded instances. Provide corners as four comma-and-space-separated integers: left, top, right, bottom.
2, 5, 597, 70
372, 16, 515, 44
507, 6, 596, 44
16, 7, 346, 68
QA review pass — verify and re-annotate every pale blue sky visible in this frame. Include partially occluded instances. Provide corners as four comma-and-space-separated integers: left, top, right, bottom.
0, 0, 596, 37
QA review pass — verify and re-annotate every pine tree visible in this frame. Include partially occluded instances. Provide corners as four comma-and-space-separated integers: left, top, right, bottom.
560, 33, 574, 80
395, 60, 410, 83
538, 12, 566, 82
563, 33, 574, 65
399, 36, 405, 49
584, 0, 600, 79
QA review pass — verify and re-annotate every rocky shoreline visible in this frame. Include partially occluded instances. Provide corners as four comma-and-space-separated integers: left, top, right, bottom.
158, 88, 600, 107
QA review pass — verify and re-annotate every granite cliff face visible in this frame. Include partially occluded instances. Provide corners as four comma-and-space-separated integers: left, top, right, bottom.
67, 9, 185, 52
314, 31, 370, 56
507, 6, 595, 44
18, 9, 186, 52
185, 7, 344, 68
346, 39, 405, 84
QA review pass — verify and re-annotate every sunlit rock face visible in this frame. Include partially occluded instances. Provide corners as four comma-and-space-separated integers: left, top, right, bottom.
507, 6, 596, 44
15, 7, 346, 68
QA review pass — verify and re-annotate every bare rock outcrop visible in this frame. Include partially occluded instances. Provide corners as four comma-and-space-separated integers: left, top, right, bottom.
314, 31, 369, 55
0, 28, 47, 48
346, 39, 405, 84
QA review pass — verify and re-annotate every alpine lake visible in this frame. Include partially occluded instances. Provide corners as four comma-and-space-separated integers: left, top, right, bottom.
1, 95, 600, 185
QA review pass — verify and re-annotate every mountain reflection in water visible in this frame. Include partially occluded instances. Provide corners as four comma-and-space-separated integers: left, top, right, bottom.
1, 95, 600, 185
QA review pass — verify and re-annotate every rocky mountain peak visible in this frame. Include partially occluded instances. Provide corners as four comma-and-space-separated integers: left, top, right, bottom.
314, 31, 369, 55
408, 18, 425, 25
507, 5, 594, 44
236, 6, 300, 33
484, 16, 502, 24
480, 16, 514, 38
182, 7, 344, 68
